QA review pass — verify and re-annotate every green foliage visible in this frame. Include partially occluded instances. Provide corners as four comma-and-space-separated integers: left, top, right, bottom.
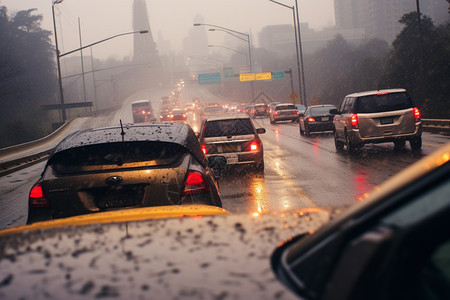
0, 6, 57, 148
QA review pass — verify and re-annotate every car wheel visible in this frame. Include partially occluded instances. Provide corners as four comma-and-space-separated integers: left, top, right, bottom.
394, 139, 406, 149
345, 131, 358, 152
299, 124, 304, 136
334, 131, 344, 150
255, 160, 264, 173
304, 124, 310, 136
410, 136, 422, 151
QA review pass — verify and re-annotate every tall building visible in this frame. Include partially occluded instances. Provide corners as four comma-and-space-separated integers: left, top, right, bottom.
334, 0, 449, 43
133, 0, 159, 64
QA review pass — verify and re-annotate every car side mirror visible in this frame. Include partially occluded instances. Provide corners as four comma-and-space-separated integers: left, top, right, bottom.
330, 109, 339, 115
256, 128, 266, 134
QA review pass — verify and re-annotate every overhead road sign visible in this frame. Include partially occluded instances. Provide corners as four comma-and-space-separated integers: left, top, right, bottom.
198, 72, 221, 85
256, 72, 272, 81
224, 67, 234, 78
240, 73, 256, 82
272, 71, 285, 79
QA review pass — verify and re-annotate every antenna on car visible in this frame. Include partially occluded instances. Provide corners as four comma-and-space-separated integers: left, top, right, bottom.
120, 119, 125, 141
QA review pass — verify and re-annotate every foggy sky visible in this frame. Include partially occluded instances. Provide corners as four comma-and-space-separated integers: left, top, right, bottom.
1, 0, 335, 60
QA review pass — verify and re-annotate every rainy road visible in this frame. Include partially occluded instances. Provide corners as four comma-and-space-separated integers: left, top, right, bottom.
0, 85, 448, 229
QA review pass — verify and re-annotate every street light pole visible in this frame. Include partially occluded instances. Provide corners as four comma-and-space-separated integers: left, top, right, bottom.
52, 0, 67, 122
295, 0, 307, 106
195, 23, 255, 100
269, 0, 302, 104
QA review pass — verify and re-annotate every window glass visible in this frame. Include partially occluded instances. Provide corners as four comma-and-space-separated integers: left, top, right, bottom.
309, 106, 336, 115
355, 92, 413, 113
203, 119, 255, 137
49, 141, 185, 174
276, 105, 296, 110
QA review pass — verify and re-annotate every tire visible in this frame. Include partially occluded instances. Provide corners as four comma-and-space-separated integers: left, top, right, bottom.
304, 124, 310, 136
334, 131, 344, 150
255, 160, 264, 173
299, 123, 304, 135
410, 136, 422, 151
345, 131, 358, 152
394, 139, 406, 149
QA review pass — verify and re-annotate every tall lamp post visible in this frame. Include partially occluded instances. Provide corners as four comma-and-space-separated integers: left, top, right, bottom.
193, 23, 255, 100
52, 0, 66, 122
52, 0, 148, 121
269, 0, 303, 105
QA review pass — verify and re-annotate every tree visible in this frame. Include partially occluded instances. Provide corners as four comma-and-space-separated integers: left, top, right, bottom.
382, 12, 450, 118
0, 7, 57, 147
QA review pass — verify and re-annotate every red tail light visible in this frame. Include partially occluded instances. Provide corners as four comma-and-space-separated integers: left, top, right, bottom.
201, 144, 207, 155
413, 107, 421, 120
376, 92, 389, 95
274, 111, 279, 116
248, 140, 260, 151
29, 183, 50, 208
308, 117, 315, 123
182, 171, 210, 195
350, 114, 359, 128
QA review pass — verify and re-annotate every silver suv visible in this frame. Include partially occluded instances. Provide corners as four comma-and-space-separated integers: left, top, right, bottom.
333, 89, 422, 151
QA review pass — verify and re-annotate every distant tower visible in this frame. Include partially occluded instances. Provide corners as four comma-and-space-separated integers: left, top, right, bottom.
133, 0, 159, 65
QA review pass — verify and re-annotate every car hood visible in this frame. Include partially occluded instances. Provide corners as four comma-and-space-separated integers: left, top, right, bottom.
0, 206, 333, 299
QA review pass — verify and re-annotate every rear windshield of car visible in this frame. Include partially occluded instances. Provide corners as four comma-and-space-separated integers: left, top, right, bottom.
309, 106, 336, 115
355, 92, 413, 113
203, 119, 255, 137
276, 105, 296, 110
203, 106, 225, 113
48, 141, 186, 174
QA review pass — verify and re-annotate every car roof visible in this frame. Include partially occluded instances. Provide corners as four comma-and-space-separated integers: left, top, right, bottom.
203, 113, 251, 122
131, 99, 150, 104
345, 88, 407, 98
54, 123, 207, 165
308, 104, 336, 108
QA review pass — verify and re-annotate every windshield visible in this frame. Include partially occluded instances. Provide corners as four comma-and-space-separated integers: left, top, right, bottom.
0, 2, 448, 296
355, 93, 413, 113
309, 106, 336, 115
49, 141, 185, 174
203, 119, 255, 137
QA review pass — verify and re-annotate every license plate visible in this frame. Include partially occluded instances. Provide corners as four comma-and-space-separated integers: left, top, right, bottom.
321, 117, 329, 121
222, 144, 237, 152
380, 117, 394, 125
227, 155, 238, 164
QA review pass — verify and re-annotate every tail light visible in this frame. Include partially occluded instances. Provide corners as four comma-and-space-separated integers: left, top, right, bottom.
29, 183, 50, 208
248, 140, 260, 151
274, 111, 279, 116
181, 171, 210, 195
413, 107, 421, 121
350, 114, 359, 128
307, 117, 315, 123
201, 144, 207, 155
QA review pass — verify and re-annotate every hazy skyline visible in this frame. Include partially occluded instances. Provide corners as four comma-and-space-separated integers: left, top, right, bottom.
1, 0, 335, 60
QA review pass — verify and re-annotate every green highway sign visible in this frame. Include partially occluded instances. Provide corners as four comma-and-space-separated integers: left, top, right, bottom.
198, 72, 221, 85
224, 67, 234, 78
272, 71, 285, 79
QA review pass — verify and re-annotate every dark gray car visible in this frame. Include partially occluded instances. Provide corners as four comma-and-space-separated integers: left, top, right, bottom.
27, 123, 222, 224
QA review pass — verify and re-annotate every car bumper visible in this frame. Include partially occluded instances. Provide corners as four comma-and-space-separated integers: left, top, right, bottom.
307, 122, 334, 132
347, 124, 422, 145
206, 151, 263, 166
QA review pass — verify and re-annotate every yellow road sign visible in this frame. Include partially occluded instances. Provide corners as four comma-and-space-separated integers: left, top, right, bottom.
240, 73, 256, 82
256, 72, 272, 81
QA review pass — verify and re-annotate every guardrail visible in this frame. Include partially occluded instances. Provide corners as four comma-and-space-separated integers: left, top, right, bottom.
422, 119, 450, 134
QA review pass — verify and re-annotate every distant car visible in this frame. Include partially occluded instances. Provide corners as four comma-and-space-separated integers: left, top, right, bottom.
235, 103, 248, 113
131, 99, 156, 123
272, 143, 450, 300
269, 103, 299, 124
250, 103, 269, 118
333, 88, 422, 151
159, 105, 172, 121
268, 102, 281, 115
198, 114, 266, 172
27, 123, 222, 224
299, 104, 337, 136
200, 105, 227, 120
169, 108, 188, 123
